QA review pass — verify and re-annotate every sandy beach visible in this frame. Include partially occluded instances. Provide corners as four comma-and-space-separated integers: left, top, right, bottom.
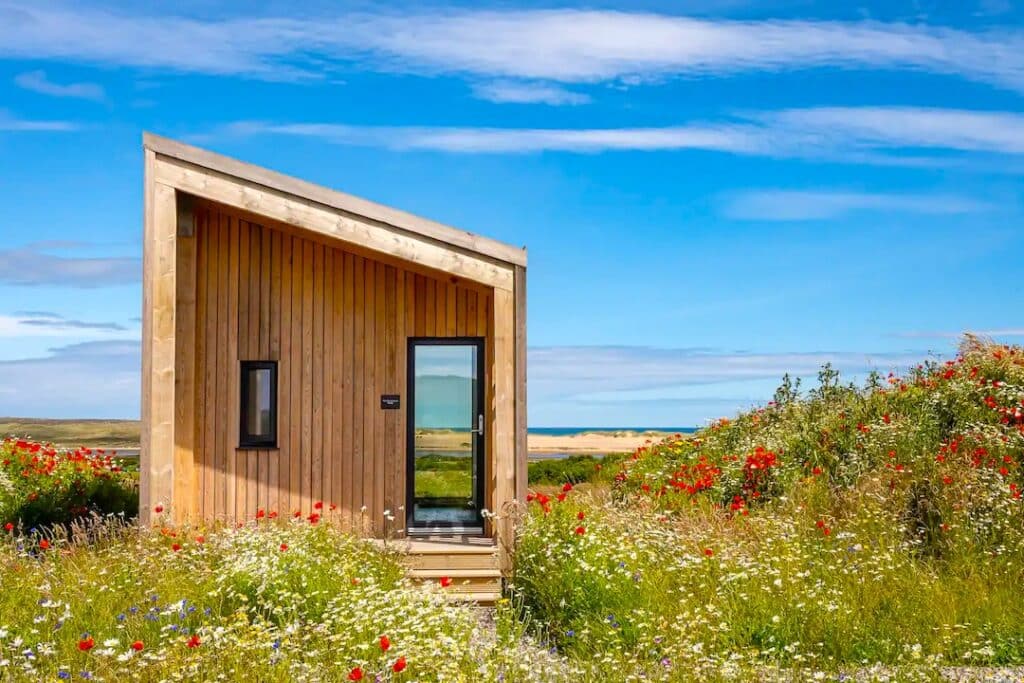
414, 428, 676, 456
1, 418, 678, 457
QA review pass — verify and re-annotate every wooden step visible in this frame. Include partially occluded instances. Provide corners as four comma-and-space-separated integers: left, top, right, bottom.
394, 537, 502, 604
408, 568, 501, 579
410, 570, 502, 595
447, 591, 501, 606
405, 551, 498, 570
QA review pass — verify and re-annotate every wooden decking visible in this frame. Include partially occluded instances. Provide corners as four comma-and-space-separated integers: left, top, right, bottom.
388, 536, 503, 604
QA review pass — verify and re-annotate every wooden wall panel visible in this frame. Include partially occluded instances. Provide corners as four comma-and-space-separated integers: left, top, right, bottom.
189, 200, 496, 532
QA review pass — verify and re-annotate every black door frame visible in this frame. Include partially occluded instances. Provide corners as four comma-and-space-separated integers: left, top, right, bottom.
406, 337, 486, 532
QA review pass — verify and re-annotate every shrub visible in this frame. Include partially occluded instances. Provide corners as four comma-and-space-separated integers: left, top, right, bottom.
528, 453, 629, 486
0, 438, 138, 529
0, 515, 569, 682
513, 337, 1024, 677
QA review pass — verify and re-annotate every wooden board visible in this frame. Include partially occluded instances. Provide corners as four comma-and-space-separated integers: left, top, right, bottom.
187, 199, 497, 531
144, 133, 526, 268
153, 156, 515, 291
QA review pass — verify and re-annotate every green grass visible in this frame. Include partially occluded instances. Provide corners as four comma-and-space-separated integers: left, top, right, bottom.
6, 336, 1024, 680
0, 516, 564, 682
0, 418, 140, 448
512, 336, 1024, 679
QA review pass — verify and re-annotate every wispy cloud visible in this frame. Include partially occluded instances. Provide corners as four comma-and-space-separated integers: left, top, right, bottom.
221, 120, 760, 153
471, 81, 590, 105
528, 345, 929, 401
0, 340, 139, 418
218, 106, 1024, 165
0, 108, 78, 132
0, 245, 139, 287
723, 189, 994, 220
9, 311, 128, 333
14, 69, 104, 101
4, 4, 1024, 93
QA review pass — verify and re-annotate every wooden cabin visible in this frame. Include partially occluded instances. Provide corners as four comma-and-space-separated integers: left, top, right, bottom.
139, 134, 526, 596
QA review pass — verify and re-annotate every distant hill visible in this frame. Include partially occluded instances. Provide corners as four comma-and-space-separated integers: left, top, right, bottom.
0, 418, 140, 448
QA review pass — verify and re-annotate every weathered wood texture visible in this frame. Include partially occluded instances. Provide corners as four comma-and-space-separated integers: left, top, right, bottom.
140, 162, 177, 524
187, 200, 494, 533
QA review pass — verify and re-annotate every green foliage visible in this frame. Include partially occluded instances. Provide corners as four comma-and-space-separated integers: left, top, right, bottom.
0, 517, 567, 682
528, 453, 629, 486
513, 337, 1024, 678
0, 440, 138, 529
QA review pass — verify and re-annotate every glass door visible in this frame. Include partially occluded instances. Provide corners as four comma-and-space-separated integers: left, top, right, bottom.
407, 338, 485, 532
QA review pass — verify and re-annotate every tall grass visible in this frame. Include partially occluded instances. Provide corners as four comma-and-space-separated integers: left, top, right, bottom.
513, 337, 1024, 680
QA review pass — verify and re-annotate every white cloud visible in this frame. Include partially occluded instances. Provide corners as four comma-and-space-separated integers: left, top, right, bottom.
4, 4, 1024, 93
0, 108, 78, 132
221, 119, 764, 153
471, 81, 590, 105
14, 69, 104, 100
0, 312, 131, 338
0, 245, 139, 287
219, 106, 1024, 163
723, 189, 994, 220
762, 107, 1024, 155
528, 345, 928, 400
0, 341, 139, 418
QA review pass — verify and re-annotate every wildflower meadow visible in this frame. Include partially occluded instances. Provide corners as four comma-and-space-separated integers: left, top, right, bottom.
3, 336, 1024, 681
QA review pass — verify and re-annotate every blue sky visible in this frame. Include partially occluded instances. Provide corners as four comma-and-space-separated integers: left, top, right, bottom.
1, 0, 1023, 427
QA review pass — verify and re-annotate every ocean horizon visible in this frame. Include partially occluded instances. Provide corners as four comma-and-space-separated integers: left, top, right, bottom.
529, 427, 698, 436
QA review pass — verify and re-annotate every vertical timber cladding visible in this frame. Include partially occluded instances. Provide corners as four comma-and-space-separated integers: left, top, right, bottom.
188, 199, 494, 533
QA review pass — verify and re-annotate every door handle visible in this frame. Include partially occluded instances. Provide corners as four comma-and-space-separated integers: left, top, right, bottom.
470, 414, 484, 434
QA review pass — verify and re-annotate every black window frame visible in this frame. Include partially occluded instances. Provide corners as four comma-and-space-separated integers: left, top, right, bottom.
239, 360, 278, 449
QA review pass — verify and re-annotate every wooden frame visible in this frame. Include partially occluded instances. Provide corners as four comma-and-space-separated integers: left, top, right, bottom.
238, 360, 278, 449
140, 134, 527, 567
405, 337, 487, 532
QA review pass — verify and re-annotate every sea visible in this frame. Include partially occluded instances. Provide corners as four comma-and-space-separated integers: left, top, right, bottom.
529, 427, 697, 436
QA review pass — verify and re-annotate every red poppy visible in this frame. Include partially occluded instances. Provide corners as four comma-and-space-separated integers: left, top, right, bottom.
439, 576, 453, 588
280, 543, 288, 552
78, 636, 94, 651
577, 511, 585, 521
256, 509, 266, 519
308, 513, 321, 525
942, 476, 953, 485
562, 482, 573, 493
314, 501, 323, 510
556, 493, 567, 502
269, 510, 279, 519
380, 634, 391, 651
3, 522, 12, 532
348, 666, 364, 681
703, 548, 714, 557
187, 635, 201, 648
195, 536, 205, 544
154, 505, 164, 514
574, 526, 585, 535
171, 543, 182, 552
393, 656, 407, 673
131, 640, 144, 652
39, 538, 50, 550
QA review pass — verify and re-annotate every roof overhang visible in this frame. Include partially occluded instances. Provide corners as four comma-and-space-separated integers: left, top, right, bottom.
144, 133, 525, 290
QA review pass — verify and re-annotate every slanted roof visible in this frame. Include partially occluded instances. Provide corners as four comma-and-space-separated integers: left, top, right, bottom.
143, 133, 526, 287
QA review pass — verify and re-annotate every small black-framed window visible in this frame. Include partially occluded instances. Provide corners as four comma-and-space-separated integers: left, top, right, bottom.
240, 361, 277, 448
